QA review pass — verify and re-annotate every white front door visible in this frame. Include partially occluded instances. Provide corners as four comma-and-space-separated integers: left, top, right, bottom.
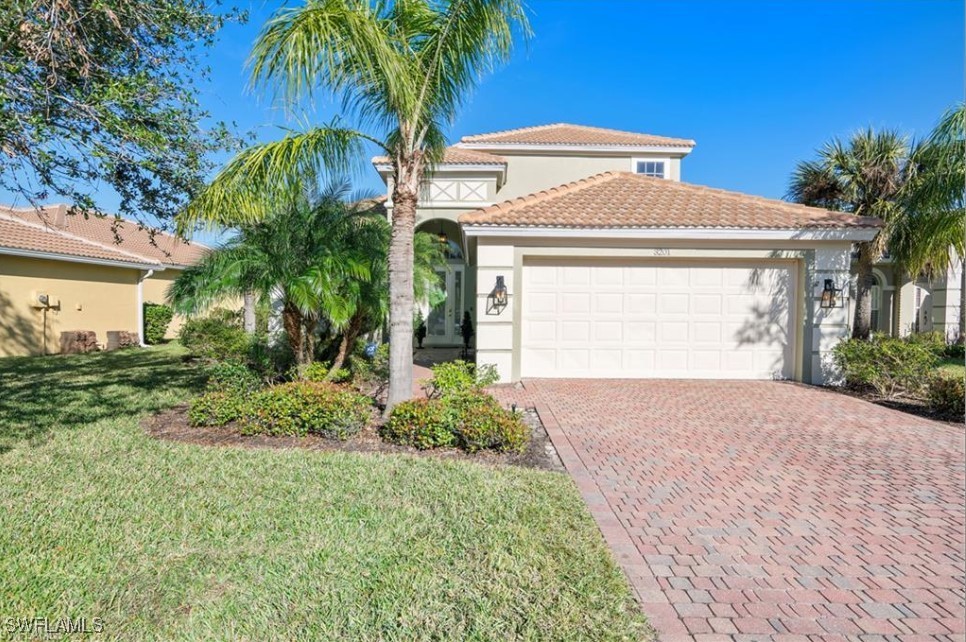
520, 259, 798, 379
426, 264, 465, 345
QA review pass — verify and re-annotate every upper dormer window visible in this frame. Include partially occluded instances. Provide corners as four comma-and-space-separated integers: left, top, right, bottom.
635, 160, 666, 178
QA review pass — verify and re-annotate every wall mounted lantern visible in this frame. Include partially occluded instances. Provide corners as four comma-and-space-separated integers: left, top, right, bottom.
437, 222, 448, 245
486, 275, 508, 315
820, 278, 843, 309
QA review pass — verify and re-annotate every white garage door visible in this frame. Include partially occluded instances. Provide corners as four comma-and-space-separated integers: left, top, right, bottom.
520, 260, 797, 379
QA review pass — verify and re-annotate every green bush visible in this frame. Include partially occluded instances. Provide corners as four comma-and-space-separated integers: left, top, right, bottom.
382, 398, 456, 449
944, 343, 965, 360
383, 392, 529, 453
298, 361, 352, 384
833, 335, 938, 399
448, 393, 529, 453
178, 315, 250, 362
905, 331, 948, 356
927, 375, 965, 417
188, 391, 249, 427
205, 361, 262, 394
143, 303, 174, 345
352, 343, 390, 390
241, 381, 372, 439
425, 360, 499, 398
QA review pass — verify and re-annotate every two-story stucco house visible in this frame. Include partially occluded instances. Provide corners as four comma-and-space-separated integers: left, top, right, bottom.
374, 123, 961, 386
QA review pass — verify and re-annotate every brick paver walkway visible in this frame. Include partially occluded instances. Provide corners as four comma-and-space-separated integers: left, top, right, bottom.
496, 380, 966, 641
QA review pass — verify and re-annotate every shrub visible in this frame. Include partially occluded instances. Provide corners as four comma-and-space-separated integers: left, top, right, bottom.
205, 361, 261, 394
188, 391, 248, 427
382, 398, 456, 449
425, 360, 499, 398
944, 343, 965, 360
143, 303, 174, 345
448, 393, 529, 453
352, 343, 390, 392
833, 336, 937, 398
906, 331, 948, 356
179, 316, 250, 362
241, 382, 371, 439
927, 375, 965, 417
298, 361, 352, 384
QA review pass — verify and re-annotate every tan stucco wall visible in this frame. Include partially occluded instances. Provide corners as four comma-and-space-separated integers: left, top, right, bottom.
494, 152, 683, 201
143, 270, 186, 338
0, 255, 141, 356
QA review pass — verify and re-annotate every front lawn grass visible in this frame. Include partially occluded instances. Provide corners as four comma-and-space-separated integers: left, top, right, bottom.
0, 345, 648, 641
937, 356, 966, 380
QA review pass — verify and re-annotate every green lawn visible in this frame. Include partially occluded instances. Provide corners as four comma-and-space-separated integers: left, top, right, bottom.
0, 345, 648, 641
937, 356, 966, 380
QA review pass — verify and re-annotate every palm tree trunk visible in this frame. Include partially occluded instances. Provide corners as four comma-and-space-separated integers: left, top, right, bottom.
328, 314, 363, 379
386, 179, 417, 413
243, 292, 257, 334
281, 303, 304, 364
853, 241, 875, 339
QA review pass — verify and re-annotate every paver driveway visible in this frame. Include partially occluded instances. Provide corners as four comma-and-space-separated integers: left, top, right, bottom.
495, 380, 966, 641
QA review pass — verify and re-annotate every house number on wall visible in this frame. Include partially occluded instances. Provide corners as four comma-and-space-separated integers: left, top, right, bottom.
653, 248, 671, 256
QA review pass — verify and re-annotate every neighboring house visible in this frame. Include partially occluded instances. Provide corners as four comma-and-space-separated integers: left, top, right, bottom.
375, 123, 901, 385
863, 252, 963, 340
0, 204, 208, 356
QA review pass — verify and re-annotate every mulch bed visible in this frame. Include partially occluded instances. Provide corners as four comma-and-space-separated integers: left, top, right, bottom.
143, 406, 565, 472
833, 387, 964, 426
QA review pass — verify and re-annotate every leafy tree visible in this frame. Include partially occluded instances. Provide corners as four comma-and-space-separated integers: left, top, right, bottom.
177, 0, 530, 410
891, 105, 966, 340
0, 0, 243, 225
788, 129, 907, 339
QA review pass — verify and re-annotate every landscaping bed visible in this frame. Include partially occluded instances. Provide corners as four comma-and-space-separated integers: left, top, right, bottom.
144, 404, 564, 472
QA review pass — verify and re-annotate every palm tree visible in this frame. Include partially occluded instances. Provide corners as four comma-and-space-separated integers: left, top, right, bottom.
788, 129, 908, 339
169, 182, 378, 366
177, 0, 529, 410
891, 105, 966, 340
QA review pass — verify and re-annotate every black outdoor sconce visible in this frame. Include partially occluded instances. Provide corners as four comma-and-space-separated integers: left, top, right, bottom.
820, 278, 843, 309
486, 275, 508, 315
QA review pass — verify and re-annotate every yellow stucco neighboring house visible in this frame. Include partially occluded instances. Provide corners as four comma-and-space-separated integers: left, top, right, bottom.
0, 204, 210, 357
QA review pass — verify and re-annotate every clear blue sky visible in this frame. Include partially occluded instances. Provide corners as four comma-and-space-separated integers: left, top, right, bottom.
198, 0, 963, 204
7, 0, 964, 236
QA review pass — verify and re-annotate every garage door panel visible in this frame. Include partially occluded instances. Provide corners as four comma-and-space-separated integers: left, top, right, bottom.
521, 260, 797, 380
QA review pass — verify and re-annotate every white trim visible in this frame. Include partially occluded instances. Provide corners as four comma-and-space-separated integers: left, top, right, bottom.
373, 162, 506, 175
0, 246, 165, 270
630, 157, 671, 179
461, 225, 880, 241
456, 142, 693, 155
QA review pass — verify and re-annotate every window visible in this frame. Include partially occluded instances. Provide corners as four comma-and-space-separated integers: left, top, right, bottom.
634, 160, 666, 178
870, 277, 881, 331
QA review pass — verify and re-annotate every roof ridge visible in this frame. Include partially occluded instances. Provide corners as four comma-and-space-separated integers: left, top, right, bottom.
460, 123, 565, 142
460, 122, 695, 146
472, 171, 623, 216
0, 209, 160, 264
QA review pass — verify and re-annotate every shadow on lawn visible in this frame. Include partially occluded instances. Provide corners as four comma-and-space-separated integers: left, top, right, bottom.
0, 347, 204, 453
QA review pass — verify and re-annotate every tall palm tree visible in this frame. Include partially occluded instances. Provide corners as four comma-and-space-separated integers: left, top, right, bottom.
169, 182, 377, 365
788, 129, 908, 339
177, 0, 529, 410
891, 105, 966, 340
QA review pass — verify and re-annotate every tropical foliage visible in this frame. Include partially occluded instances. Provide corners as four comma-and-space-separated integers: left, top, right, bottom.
788, 129, 907, 339
0, 0, 243, 225
177, 0, 530, 410
170, 181, 444, 372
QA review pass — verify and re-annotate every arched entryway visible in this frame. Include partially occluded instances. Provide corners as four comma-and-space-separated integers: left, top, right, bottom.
416, 218, 471, 347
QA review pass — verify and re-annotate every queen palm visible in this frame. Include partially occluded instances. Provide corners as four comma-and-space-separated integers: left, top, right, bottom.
178, 0, 529, 409
890, 105, 966, 339
788, 129, 907, 339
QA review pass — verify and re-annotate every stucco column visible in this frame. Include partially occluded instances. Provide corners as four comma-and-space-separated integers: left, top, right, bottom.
930, 257, 964, 341
474, 239, 514, 382
807, 247, 853, 385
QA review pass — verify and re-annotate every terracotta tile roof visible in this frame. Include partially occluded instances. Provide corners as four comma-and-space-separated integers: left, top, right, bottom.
459, 123, 695, 148
373, 146, 506, 166
0, 205, 209, 267
459, 172, 883, 230
0, 209, 160, 266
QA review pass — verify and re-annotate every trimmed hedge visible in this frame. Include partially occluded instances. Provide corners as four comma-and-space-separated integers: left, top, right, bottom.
178, 316, 250, 362
188, 391, 248, 427
241, 381, 372, 439
927, 375, 965, 417
833, 335, 937, 398
143, 303, 174, 344
382, 398, 456, 449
